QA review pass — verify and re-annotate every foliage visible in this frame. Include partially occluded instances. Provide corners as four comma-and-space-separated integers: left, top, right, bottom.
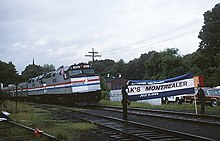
21, 63, 55, 81
124, 53, 149, 79
144, 48, 188, 80
99, 75, 110, 100
109, 59, 126, 77
0, 61, 18, 86
43, 64, 56, 72
197, 3, 220, 86
93, 45, 219, 86
93, 59, 115, 77
21, 64, 45, 81
198, 3, 220, 54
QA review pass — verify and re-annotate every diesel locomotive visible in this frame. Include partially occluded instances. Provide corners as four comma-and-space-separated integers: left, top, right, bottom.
1, 64, 101, 106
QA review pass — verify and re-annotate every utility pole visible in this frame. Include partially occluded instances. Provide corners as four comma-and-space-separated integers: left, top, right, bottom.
0, 83, 3, 108
85, 48, 101, 67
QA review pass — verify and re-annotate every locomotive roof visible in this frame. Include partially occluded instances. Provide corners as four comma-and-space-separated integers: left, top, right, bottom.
28, 63, 93, 81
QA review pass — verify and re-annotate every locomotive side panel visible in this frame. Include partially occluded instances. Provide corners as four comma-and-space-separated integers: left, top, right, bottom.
27, 76, 45, 96
17, 82, 28, 101
71, 76, 101, 93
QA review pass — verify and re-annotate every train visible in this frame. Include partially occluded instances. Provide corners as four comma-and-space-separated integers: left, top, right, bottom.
1, 63, 101, 106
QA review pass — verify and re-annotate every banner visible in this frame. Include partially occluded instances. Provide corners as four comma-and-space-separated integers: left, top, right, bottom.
127, 73, 195, 101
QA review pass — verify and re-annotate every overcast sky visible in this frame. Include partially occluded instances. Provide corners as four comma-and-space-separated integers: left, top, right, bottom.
0, 0, 219, 73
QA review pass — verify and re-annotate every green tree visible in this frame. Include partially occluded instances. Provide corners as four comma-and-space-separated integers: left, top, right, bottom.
22, 64, 45, 80
0, 60, 18, 86
144, 51, 163, 79
109, 59, 125, 78
144, 48, 187, 80
93, 59, 115, 77
182, 53, 203, 76
160, 48, 187, 78
198, 3, 220, 55
125, 53, 149, 79
197, 3, 220, 86
43, 64, 56, 72
99, 75, 110, 100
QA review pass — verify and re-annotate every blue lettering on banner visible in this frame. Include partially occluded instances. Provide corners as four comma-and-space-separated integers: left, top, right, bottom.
128, 88, 194, 101
127, 73, 195, 101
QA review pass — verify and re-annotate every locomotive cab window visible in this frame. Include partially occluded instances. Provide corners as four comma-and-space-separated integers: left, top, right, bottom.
83, 68, 94, 74
68, 69, 82, 77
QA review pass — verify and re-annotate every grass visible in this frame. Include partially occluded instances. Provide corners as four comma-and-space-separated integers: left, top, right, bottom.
0, 100, 96, 141
100, 99, 220, 115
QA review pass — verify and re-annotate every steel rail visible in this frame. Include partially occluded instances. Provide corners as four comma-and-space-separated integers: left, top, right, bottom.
103, 105, 220, 119
99, 106, 220, 127
57, 107, 215, 141
7, 120, 61, 141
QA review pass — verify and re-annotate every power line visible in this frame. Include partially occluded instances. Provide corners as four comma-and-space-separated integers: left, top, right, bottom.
102, 27, 200, 55
85, 48, 101, 66
100, 19, 201, 54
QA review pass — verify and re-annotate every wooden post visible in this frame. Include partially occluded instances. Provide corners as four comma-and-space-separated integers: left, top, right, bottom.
194, 94, 198, 114
15, 84, 18, 113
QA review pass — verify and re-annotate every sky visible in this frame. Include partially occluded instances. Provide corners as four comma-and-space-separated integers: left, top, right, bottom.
0, 0, 219, 74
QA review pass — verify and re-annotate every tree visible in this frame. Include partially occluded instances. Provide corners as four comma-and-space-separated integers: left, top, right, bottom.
99, 75, 110, 100
144, 51, 163, 79
109, 59, 125, 78
160, 48, 187, 78
93, 59, 115, 77
197, 3, 220, 86
22, 64, 45, 80
144, 48, 188, 80
43, 64, 55, 72
0, 60, 18, 86
125, 53, 149, 79
198, 3, 220, 55
182, 53, 203, 76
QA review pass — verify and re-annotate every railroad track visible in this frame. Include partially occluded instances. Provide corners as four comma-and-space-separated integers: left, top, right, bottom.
88, 106, 220, 140
39, 104, 215, 141
0, 120, 60, 141
99, 106, 220, 127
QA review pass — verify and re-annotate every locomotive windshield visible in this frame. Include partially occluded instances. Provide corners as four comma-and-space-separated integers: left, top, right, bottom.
67, 64, 95, 77
83, 68, 94, 74
69, 69, 83, 76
